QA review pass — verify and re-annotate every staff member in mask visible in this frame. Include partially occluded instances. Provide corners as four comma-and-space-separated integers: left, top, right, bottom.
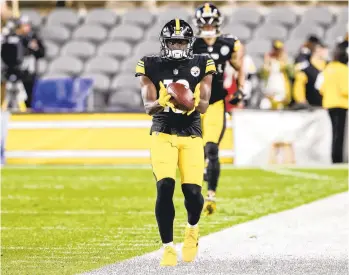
18, 15, 45, 108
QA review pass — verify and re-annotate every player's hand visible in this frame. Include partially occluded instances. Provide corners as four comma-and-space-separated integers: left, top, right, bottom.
229, 89, 245, 105
184, 83, 201, 116
158, 81, 176, 112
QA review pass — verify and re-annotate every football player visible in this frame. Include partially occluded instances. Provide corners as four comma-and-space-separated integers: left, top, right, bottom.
135, 19, 216, 266
192, 3, 245, 216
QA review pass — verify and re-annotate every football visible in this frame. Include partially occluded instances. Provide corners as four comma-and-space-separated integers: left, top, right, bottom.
167, 82, 195, 111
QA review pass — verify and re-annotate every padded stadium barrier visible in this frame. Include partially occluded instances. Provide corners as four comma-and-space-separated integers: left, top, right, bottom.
5, 113, 234, 165
232, 109, 333, 165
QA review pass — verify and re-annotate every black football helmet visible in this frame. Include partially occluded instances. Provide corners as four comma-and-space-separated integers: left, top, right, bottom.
159, 19, 195, 60
193, 3, 223, 37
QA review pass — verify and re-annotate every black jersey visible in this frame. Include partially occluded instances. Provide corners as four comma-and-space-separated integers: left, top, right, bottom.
193, 35, 240, 104
135, 54, 216, 137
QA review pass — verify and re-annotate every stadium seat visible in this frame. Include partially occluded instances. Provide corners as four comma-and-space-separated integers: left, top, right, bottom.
254, 24, 288, 41
41, 25, 70, 45
289, 23, 324, 40
326, 24, 347, 43
37, 59, 48, 76
40, 72, 70, 79
134, 41, 161, 57
61, 41, 96, 60
20, 9, 42, 29
337, 8, 348, 23
121, 56, 143, 73
84, 8, 119, 29
252, 55, 264, 70
228, 7, 263, 28
80, 72, 111, 93
145, 23, 165, 41
97, 41, 132, 60
285, 38, 304, 58
264, 7, 298, 28
85, 56, 120, 76
301, 6, 334, 27
72, 24, 108, 44
122, 8, 155, 29
43, 41, 60, 60
46, 8, 80, 29
110, 74, 140, 92
156, 8, 191, 25
108, 90, 143, 110
48, 56, 84, 76
221, 24, 252, 43
109, 24, 144, 43
246, 39, 270, 57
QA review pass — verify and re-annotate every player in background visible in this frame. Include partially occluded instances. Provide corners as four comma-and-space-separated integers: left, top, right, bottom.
192, 3, 245, 216
135, 19, 216, 266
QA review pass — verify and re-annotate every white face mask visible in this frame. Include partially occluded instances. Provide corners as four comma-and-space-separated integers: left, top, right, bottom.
200, 29, 217, 38
168, 49, 187, 59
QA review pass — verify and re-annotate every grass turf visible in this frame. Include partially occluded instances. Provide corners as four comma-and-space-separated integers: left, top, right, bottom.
1, 167, 347, 275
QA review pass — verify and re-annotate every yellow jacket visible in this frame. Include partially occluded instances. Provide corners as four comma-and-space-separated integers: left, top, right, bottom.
319, 61, 348, 109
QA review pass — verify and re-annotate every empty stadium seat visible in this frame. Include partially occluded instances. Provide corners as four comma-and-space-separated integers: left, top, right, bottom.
108, 90, 143, 110
326, 24, 347, 43
43, 41, 60, 60
337, 8, 348, 23
254, 24, 288, 41
156, 8, 191, 25
73, 24, 108, 44
252, 56, 264, 70
37, 59, 48, 76
48, 56, 84, 76
97, 41, 132, 60
221, 24, 252, 43
285, 38, 304, 57
265, 7, 298, 28
80, 72, 111, 93
134, 41, 160, 57
229, 7, 263, 28
246, 39, 270, 57
20, 9, 42, 29
301, 6, 334, 27
46, 8, 80, 29
85, 57, 120, 76
109, 24, 144, 43
61, 41, 96, 60
84, 8, 119, 28
41, 25, 70, 44
40, 72, 70, 79
289, 23, 324, 40
122, 8, 155, 29
121, 56, 143, 73
146, 23, 164, 41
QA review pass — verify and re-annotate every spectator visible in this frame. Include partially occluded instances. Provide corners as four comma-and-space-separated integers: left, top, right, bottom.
17, 15, 45, 108
295, 35, 321, 63
293, 42, 328, 107
319, 40, 348, 163
259, 40, 292, 110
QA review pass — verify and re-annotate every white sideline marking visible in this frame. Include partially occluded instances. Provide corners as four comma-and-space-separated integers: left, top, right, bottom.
2, 164, 348, 170
261, 167, 333, 181
82, 192, 349, 275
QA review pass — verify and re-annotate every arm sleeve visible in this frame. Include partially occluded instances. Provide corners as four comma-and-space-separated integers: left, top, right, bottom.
135, 57, 146, 77
204, 57, 217, 75
293, 71, 308, 103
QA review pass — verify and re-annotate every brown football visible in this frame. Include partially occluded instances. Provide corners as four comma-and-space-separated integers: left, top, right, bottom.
167, 82, 195, 111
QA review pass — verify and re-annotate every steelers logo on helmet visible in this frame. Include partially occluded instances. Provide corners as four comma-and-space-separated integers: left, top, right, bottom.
193, 3, 223, 38
159, 19, 195, 60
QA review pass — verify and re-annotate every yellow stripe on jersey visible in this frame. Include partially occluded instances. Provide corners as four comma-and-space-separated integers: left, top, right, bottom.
135, 60, 145, 74
175, 18, 180, 34
234, 40, 241, 52
204, 3, 211, 13
205, 59, 216, 73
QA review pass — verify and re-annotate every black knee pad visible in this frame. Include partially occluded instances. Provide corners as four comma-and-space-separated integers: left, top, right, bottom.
205, 142, 219, 161
156, 178, 175, 200
181, 184, 203, 202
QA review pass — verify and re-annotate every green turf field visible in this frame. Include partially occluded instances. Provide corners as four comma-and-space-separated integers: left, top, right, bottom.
1, 166, 347, 275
